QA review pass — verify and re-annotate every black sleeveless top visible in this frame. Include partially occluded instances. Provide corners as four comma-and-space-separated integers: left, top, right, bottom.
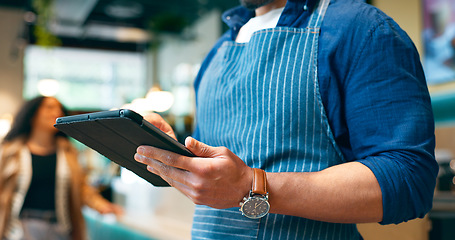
21, 153, 57, 211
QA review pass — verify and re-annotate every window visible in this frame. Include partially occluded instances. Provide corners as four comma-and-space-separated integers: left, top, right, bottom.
24, 46, 147, 110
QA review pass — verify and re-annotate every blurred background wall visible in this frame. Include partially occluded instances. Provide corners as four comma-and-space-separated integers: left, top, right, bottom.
0, 8, 24, 128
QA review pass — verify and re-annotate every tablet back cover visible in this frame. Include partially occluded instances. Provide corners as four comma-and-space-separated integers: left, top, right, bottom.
54, 110, 191, 187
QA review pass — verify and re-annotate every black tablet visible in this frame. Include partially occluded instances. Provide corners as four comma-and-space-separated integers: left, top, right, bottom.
54, 109, 195, 187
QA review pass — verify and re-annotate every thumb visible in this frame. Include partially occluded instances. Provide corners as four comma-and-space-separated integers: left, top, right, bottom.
185, 136, 218, 158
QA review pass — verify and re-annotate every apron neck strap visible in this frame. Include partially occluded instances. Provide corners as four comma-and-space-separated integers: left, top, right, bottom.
307, 0, 331, 29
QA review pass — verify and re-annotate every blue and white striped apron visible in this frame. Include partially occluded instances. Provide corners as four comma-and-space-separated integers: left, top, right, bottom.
192, 0, 361, 239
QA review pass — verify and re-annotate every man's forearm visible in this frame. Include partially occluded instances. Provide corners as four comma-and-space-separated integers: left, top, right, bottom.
266, 161, 383, 223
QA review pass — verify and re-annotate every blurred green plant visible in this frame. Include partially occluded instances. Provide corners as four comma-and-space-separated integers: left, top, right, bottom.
32, 0, 61, 47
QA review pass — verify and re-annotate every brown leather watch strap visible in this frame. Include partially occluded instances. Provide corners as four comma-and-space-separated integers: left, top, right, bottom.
252, 168, 267, 196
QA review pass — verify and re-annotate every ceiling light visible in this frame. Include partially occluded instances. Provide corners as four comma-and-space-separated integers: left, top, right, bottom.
146, 89, 174, 113
116, 27, 150, 42
104, 1, 143, 19
37, 79, 60, 96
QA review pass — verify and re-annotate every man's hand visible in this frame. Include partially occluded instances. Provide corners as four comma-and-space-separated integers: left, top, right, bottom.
134, 136, 253, 209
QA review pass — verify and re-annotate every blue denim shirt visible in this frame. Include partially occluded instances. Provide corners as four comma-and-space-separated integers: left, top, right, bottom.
193, 0, 438, 225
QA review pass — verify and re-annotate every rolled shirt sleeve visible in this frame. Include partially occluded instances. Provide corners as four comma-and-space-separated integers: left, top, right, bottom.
337, 9, 439, 224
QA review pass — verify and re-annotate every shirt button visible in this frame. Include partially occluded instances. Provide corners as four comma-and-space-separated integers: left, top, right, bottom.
226, 16, 231, 20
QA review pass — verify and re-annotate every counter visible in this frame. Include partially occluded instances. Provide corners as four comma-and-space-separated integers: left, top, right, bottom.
83, 176, 194, 240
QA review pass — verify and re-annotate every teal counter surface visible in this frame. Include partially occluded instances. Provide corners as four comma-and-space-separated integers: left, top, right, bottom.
84, 209, 155, 240
432, 92, 455, 126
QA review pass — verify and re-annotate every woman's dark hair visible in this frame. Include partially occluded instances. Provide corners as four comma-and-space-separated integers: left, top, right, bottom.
2, 96, 69, 142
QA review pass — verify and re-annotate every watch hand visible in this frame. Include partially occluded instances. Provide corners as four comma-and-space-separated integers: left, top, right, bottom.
255, 201, 265, 209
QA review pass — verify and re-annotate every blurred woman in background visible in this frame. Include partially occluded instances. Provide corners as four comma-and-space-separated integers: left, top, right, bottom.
0, 96, 122, 240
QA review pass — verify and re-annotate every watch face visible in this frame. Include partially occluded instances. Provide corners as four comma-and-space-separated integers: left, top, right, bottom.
241, 196, 270, 219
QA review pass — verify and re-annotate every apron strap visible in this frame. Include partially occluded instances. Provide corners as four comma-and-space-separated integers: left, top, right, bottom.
308, 0, 331, 29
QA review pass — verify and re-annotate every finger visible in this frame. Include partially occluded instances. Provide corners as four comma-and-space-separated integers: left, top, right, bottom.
143, 113, 166, 126
185, 137, 219, 158
134, 149, 196, 187
136, 146, 193, 171
151, 167, 198, 202
143, 113, 176, 140
144, 160, 193, 191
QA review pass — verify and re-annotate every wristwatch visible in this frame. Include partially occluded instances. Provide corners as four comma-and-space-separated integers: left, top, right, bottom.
239, 168, 270, 219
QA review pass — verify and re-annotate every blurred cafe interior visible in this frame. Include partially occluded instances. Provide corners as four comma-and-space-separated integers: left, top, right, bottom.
1, 0, 455, 239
